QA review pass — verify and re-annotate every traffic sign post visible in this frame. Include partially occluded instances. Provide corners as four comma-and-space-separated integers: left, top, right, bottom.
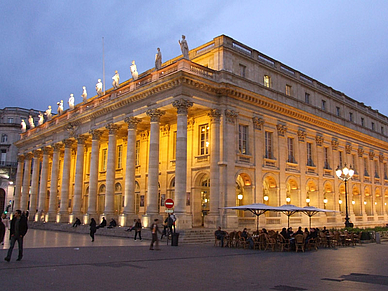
165, 198, 174, 209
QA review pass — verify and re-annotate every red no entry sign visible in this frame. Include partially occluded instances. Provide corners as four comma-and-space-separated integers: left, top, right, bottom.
165, 198, 174, 209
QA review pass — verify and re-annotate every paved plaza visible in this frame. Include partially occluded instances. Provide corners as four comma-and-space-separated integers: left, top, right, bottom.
1, 229, 388, 290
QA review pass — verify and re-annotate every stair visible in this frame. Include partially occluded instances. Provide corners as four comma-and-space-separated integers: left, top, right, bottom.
180, 229, 215, 244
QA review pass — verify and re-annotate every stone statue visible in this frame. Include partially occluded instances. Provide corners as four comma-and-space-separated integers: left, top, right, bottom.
45, 105, 52, 120
21, 119, 26, 132
38, 112, 44, 126
81, 86, 87, 102
130, 60, 138, 80
179, 35, 189, 59
57, 100, 64, 115
68, 94, 75, 110
96, 79, 103, 96
28, 115, 35, 129
155, 48, 162, 70
112, 70, 120, 89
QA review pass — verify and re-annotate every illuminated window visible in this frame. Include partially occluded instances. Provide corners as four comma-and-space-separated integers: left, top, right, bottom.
172, 131, 177, 159
135, 140, 140, 166
101, 149, 107, 171
199, 124, 209, 155
307, 143, 314, 166
285, 85, 291, 96
287, 137, 295, 163
239, 125, 248, 154
305, 93, 310, 104
265, 131, 273, 159
264, 75, 271, 88
117, 145, 123, 169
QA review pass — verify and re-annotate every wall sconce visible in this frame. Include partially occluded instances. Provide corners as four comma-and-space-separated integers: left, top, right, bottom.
352, 200, 355, 205
286, 197, 291, 203
375, 202, 377, 205
385, 202, 387, 206
339, 199, 342, 205
364, 201, 367, 205
306, 198, 310, 204
238, 194, 243, 200
323, 198, 328, 204
204, 198, 208, 203
263, 195, 269, 202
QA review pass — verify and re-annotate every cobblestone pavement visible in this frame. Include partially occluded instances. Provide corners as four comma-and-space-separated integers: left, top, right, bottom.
1, 229, 388, 291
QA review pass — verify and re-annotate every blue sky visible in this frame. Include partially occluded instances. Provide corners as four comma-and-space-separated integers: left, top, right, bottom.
1, 1, 388, 116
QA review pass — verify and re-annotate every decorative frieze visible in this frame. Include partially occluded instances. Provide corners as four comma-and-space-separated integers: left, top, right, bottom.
358, 147, 364, 157
225, 109, 238, 124
172, 98, 193, 115
140, 130, 149, 140
297, 129, 306, 142
345, 143, 352, 154
252, 116, 264, 130
276, 123, 287, 137
331, 138, 339, 151
315, 134, 324, 146
147, 109, 165, 122
187, 117, 195, 131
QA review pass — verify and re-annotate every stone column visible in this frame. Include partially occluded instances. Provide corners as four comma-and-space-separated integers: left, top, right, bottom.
72, 136, 87, 217
47, 143, 62, 221
205, 109, 221, 228
173, 99, 193, 229
86, 130, 102, 221
13, 155, 25, 212
21, 153, 33, 212
123, 117, 141, 224
144, 109, 165, 225
37, 147, 51, 221
58, 139, 74, 222
104, 123, 120, 218
29, 150, 41, 220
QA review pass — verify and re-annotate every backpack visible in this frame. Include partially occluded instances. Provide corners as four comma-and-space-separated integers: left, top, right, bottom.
171, 214, 176, 222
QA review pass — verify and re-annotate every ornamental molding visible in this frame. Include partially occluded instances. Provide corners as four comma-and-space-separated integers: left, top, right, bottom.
124, 117, 141, 129
358, 147, 364, 157
32, 150, 42, 159
41, 146, 52, 155
208, 109, 221, 123
297, 129, 306, 142
345, 143, 352, 154
161, 124, 170, 136
225, 109, 238, 124
63, 139, 75, 149
106, 123, 121, 134
276, 123, 287, 137
369, 150, 375, 160
140, 130, 149, 140
252, 116, 264, 130
17, 155, 25, 163
24, 152, 33, 160
315, 134, 324, 146
146, 109, 165, 122
379, 153, 385, 163
187, 117, 195, 131
89, 129, 103, 140
331, 138, 339, 151
172, 98, 193, 115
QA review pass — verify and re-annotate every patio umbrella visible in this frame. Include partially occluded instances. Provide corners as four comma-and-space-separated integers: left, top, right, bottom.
302, 206, 338, 229
276, 204, 305, 228
223, 203, 279, 233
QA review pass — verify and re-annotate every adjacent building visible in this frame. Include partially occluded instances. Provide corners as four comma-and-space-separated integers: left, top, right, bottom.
13, 35, 388, 229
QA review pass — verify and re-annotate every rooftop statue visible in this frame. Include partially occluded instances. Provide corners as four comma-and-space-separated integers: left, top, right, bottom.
28, 115, 35, 129
155, 48, 162, 70
45, 105, 52, 120
68, 93, 75, 110
112, 70, 120, 89
38, 112, 44, 126
96, 79, 103, 96
81, 86, 87, 102
57, 100, 64, 115
130, 60, 138, 80
179, 35, 189, 59
21, 119, 26, 133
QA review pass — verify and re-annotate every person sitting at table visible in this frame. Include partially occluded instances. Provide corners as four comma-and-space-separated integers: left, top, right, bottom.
241, 228, 254, 249
280, 227, 289, 239
322, 226, 329, 234
309, 228, 318, 239
261, 228, 268, 235
215, 226, 227, 247
287, 227, 294, 237
295, 226, 304, 236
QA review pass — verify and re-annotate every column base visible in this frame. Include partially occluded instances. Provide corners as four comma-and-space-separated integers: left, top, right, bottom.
46, 212, 58, 222
57, 212, 70, 223
222, 215, 238, 229
35, 211, 46, 222
83, 213, 99, 225
204, 214, 220, 229
174, 213, 192, 230
142, 213, 163, 229
122, 213, 140, 227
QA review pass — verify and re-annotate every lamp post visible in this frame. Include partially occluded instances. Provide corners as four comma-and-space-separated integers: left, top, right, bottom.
336, 164, 354, 228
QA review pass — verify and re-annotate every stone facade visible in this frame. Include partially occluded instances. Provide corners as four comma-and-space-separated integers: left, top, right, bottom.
13, 35, 388, 229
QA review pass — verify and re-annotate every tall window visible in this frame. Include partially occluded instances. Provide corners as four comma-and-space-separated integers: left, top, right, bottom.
265, 131, 273, 159
336, 106, 340, 117
135, 140, 140, 166
375, 160, 379, 178
307, 143, 314, 166
7, 118, 13, 123
384, 163, 388, 179
371, 122, 375, 131
361, 117, 364, 127
339, 151, 343, 168
172, 131, 177, 159
287, 137, 295, 163
321, 100, 326, 111
264, 75, 271, 88
1, 134, 7, 143
364, 157, 369, 176
324, 147, 330, 169
239, 125, 248, 154
305, 93, 310, 104
381, 126, 384, 135
285, 85, 291, 96
239, 64, 246, 77
117, 145, 123, 169
199, 124, 209, 155
0, 149, 6, 165
352, 154, 357, 174
102, 149, 107, 171
349, 112, 353, 122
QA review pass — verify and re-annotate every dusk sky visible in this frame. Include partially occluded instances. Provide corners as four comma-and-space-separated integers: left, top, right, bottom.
1, 1, 388, 116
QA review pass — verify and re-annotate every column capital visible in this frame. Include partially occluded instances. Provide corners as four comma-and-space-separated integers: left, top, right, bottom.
208, 109, 221, 123
345, 142, 352, 154
52, 143, 63, 151
173, 99, 193, 115
225, 109, 238, 124
298, 129, 306, 142
276, 123, 287, 137
253, 116, 264, 130
106, 123, 120, 134
315, 134, 324, 146
41, 146, 52, 155
357, 146, 364, 157
146, 109, 165, 122
17, 155, 25, 163
32, 150, 42, 159
24, 152, 33, 160
63, 139, 75, 149
76, 135, 88, 144
89, 129, 103, 140
124, 117, 141, 129
332, 138, 339, 151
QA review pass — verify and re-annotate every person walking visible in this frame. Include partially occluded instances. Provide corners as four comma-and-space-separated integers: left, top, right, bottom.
150, 219, 161, 250
134, 219, 142, 241
4, 210, 28, 262
0, 214, 5, 245
89, 218, 97, 242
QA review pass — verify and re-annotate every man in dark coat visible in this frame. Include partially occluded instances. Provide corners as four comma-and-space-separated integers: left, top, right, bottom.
4, 210, 28, 262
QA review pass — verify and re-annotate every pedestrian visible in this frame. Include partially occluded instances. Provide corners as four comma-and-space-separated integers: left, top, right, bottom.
0, 214, 5, 245
126, 219, 137, 231
134, 219, 142, 241
90, 218, 97, 242
4, 210, 28, 262
150, 219, 161, 250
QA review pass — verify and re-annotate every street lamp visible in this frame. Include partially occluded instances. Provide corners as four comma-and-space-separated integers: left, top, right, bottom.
336, 164, 354, 228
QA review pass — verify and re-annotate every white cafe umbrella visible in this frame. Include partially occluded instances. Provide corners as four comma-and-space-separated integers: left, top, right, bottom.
302, 206, 339, 229
275, 204, 306, 228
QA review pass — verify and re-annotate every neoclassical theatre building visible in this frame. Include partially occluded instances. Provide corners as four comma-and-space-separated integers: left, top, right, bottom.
14, 35, 388, 230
